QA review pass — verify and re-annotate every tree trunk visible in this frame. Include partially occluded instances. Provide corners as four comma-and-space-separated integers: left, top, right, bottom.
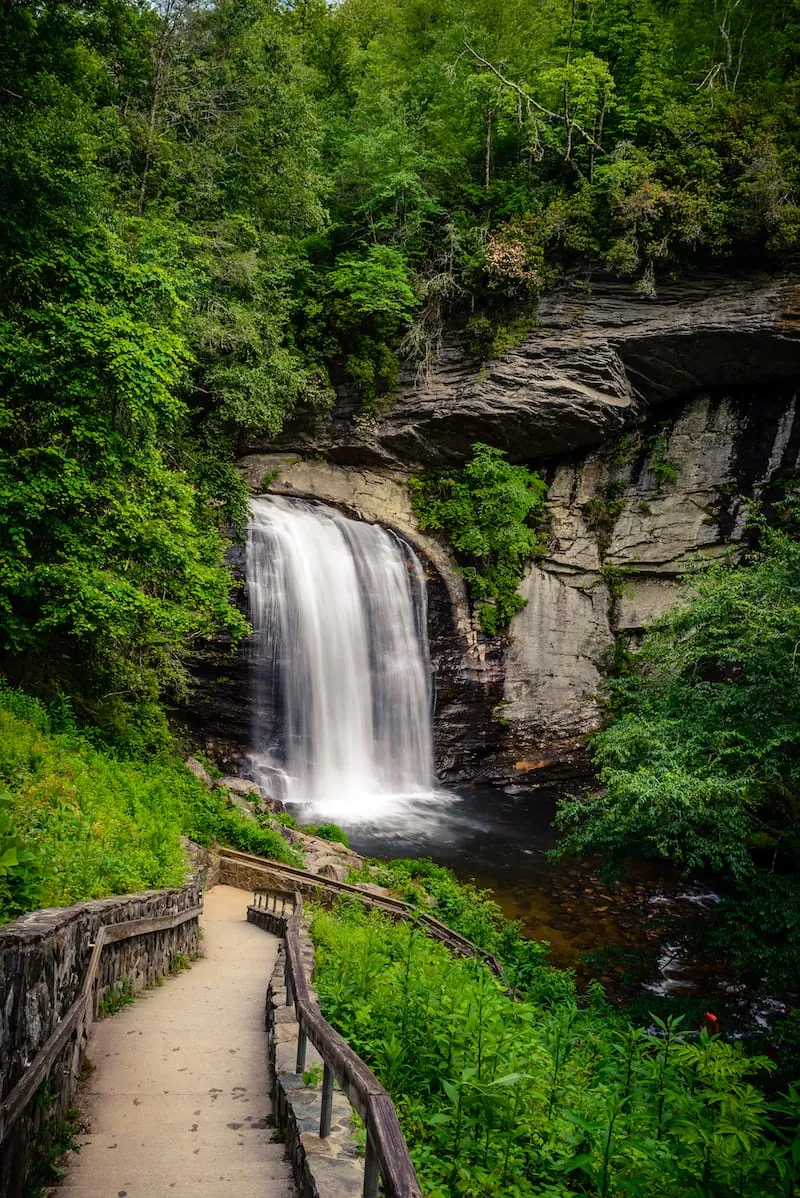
484, 104, 492, 192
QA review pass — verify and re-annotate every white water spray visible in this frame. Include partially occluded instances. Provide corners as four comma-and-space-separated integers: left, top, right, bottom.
246, 495, 436, 820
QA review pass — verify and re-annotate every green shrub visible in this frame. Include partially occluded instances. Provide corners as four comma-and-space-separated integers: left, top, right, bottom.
410, 444, 549, 635
311, 901, 799, 1198
347, 857, 571, 1007
0, 686, 298, 923
186, 798, 301, 865
648, 431, 679, 490
555, 509, 800, 888
302, 822, 349, 846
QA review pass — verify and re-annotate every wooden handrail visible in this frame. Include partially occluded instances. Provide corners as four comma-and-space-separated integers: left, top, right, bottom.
0, 901, 202, 1146
250, 889, 423, 1198
224, 847, 509, 985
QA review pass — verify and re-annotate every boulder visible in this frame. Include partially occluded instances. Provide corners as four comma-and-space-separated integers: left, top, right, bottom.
226, 792, 257, 820
313, 858, 352, 884
185, 756, 213, 788
217, 775, 262, 797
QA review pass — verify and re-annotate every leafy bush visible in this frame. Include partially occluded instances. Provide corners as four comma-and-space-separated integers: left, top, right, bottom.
411, 444, 549, 635
0, 792, 40, 918
348, 857, 574, 1007
185, 794, 300, 867
301, 822, 349, 846
555, 510, 800, 884
311, 901, 799, 1198
0, 687, 297, 922
554, 504, 800, 1001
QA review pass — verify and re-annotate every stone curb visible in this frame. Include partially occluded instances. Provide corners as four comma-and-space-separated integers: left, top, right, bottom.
265, 932, 365, 1198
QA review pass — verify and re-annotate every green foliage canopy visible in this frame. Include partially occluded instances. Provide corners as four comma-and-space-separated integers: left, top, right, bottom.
293, 0, 800, 387
0, 0, 325, 742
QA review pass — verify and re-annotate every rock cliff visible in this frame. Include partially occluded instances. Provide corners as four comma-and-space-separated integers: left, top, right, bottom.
505, 387, 800, 783
261, 271, 800, 469
193, 271, 800, 788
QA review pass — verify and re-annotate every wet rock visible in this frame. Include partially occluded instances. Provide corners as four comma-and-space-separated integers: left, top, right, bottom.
501, 385, 800, 769
218, 775, 262, 797
256, 796, 287, 816
227, 793, 257, 820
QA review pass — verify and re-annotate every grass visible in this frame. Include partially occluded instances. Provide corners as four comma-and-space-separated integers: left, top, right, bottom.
300, 821, 349, 846
0, 685, 299, 923
347, 856, 573, 1005
99, 978, 135, 1016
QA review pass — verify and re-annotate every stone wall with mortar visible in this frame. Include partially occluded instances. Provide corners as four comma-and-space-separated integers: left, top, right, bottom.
0, 883, 201, 1198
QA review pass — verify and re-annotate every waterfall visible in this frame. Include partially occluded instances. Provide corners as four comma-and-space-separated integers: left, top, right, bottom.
246, 495, 435, 819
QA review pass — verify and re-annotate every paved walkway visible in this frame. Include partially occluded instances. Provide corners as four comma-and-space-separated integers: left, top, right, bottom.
56, 886, 294, 1198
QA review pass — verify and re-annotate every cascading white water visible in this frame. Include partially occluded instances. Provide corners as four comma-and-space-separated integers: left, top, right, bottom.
246, 495, 435, 819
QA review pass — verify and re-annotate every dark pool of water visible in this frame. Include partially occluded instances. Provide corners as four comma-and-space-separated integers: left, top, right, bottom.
289, 786, 697, 977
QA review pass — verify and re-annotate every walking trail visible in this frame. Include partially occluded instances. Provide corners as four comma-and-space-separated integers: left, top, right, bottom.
55, 885, 293, 1198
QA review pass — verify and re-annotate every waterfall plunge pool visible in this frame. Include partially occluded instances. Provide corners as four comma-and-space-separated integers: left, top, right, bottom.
286, 784, 714, 986
245, 493, 717, 996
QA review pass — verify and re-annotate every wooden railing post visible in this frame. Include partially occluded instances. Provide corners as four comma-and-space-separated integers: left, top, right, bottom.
363, 1130, 380, 1198
248, 882, 424, 1198
319, 1063, 334, 1138
295, 1024, 307, 1075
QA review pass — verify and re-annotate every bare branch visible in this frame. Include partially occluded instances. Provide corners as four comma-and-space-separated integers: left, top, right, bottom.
461, 40, 605, 157
697, 61, 725, 92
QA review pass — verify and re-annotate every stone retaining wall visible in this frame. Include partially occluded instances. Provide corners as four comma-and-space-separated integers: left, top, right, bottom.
182, 838, 222, 889
184, 844, 293, 895
0, 882, 201, 1198
250, 907, 365, 1198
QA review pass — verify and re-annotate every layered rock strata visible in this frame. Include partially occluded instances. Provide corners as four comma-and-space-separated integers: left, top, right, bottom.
261, 272, 800, 469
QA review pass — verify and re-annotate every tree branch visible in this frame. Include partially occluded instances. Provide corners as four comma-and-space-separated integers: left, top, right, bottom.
461, 40, 605, 157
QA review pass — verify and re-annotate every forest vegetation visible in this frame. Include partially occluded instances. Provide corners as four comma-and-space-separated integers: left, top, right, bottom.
1, 0, 799, 741
1, 0, 800, 1191
0, 685, 298, 920
312, 865, 800, 1197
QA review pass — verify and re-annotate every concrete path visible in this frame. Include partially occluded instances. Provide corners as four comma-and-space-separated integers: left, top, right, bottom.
55, 885, 294, 1198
